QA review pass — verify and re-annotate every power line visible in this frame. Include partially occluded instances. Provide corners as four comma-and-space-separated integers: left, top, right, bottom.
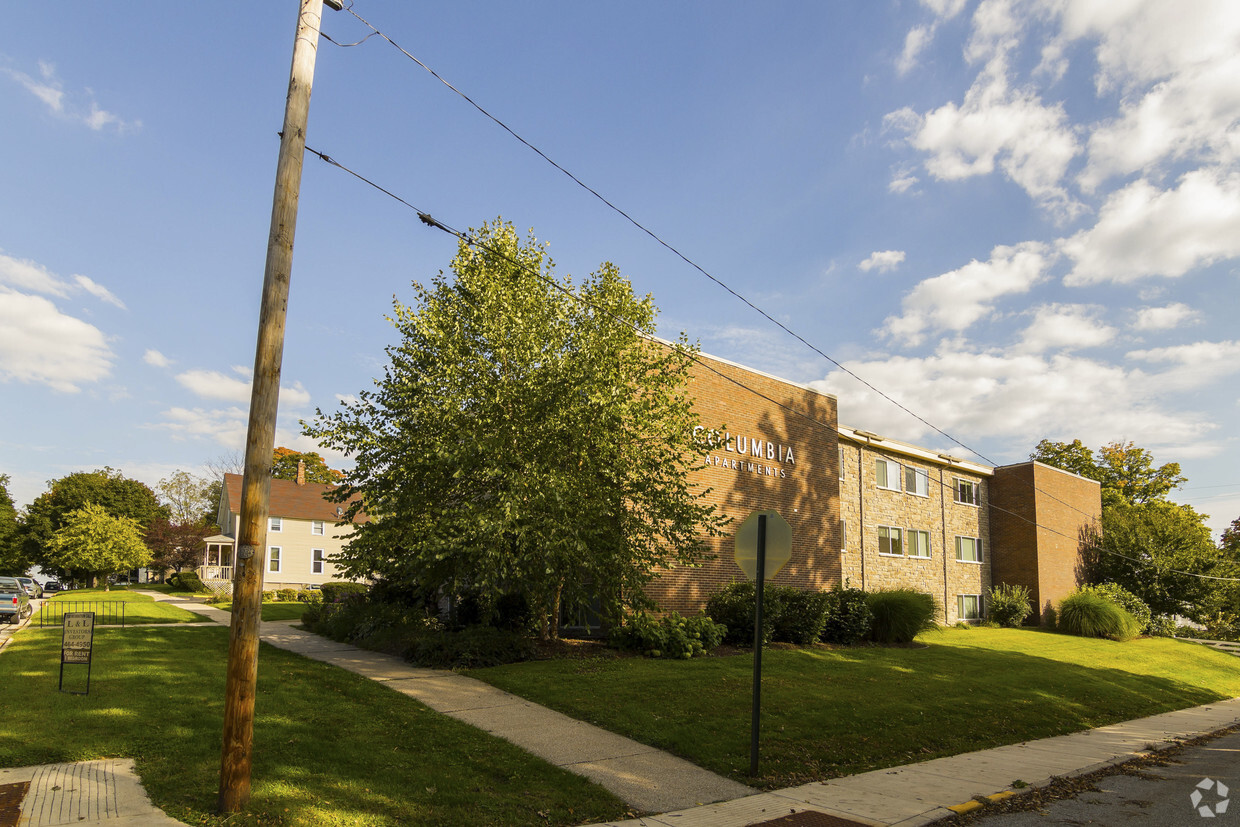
301, 143, 1240, 585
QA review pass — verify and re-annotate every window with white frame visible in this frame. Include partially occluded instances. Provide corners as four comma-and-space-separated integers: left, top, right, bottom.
838, 446, 846, 480
878, 525, 903, 556
269, 516, 282, 532
312, 548, 325, 575
954, 478, 978, 506
908, 529, 931, 558
876, 458, 901, 491
268, 546, 282, 573
957, 594, 983, 621
311, 520, 324, 536
955, 536, 983, 563
904, 466, 930, 497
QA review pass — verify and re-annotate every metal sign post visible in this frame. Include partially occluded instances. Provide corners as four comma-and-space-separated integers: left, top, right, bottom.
733, 509, 792, 777
59, 611, 96, 695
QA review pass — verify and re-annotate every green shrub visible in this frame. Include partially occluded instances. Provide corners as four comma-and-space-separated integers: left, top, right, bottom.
1057, 590, 1140, 640
1044, 604, 1057, 630
866, 589, 938, 644
1147, 615, 1177, 637
706, 582, 770, 645
407, 626, 535, 668
609, 612, 726, 658
321, 581, 368, 603
820, 585, 873, 645
1087, 583, 1152, 634
988, 583, 1033, 627
774, 589, 830, 645
706, 582, 834, 646
169, 570, 205, 593
276, 588, 300, 602
296, 589, 322, 604
262, 590, 276, 602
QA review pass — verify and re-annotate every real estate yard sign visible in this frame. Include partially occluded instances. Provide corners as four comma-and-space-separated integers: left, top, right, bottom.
59, 611, 95, 694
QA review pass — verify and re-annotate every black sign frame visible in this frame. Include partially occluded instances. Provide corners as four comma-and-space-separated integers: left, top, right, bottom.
59, 611, 95, 695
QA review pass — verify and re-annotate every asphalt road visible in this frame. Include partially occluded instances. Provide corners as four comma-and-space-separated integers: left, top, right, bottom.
969, 728, 1240, 826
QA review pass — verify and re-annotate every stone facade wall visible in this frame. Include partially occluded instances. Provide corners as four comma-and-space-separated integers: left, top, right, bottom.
840, 436, 990, 624
643, 350, 841, 615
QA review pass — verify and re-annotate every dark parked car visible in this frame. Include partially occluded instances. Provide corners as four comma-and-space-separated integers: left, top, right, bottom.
43, 580, 63, 594
0, 577, 32, 624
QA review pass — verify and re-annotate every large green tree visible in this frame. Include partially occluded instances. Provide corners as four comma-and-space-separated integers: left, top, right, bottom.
45, 503, 152, 587
157, 470, 214, 526
306, 220, 724, 636
18, 468, 167, 568
1030, 439, 1185, 504
0, 474, 25, 574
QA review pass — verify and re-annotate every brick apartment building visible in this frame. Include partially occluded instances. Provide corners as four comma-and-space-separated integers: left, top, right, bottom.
645, 348, 1101, 625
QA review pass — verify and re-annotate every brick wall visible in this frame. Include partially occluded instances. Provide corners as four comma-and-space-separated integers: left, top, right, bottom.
643, 350, 841, 614
990, 461, 1102, 623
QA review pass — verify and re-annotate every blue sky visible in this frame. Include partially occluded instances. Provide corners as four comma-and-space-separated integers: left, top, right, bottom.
2, 1, 1237, 538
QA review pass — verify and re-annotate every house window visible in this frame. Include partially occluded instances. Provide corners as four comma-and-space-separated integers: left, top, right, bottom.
311, 520, 324, 536
954, 478, 978, 506
312, 548, 325, 575
908, 529, 931, 559
876, 458, 901, 491
904, 466, 930, 497
840, 518, 847, 552
838, 446, 846, 480
269, 516, 282, 532
268, 546, 282, 573
958, 594, 983, 621
955, 536, 983, 563
878, 526, 903, 556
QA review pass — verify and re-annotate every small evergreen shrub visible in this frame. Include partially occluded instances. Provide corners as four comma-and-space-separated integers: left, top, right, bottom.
706, 582, 772, 645
1086, 584, 1152, 634
261, 590, 276, 602
609, 612, 726, 658
866, 589, 938, 644
170, 570, 205, 592
988, 583, 1033, 627
321, 581, 368, 603
406, 626, 535, 668
296, 589, 322, 604
276, 588, 300, 602
820, 585, 873, 645
706, 582, 838, 646
774, 589, 830, 645
1147, 614, 1177, 637
1057, 590, 1140, 640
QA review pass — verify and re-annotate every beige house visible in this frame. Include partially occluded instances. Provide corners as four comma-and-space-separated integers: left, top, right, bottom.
199, 467, 366, 594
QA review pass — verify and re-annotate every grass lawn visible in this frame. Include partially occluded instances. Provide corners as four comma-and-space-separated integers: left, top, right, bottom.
0, 626, 629, 827
471, 627, 1240, 788
214, 602, 310, 622
39, 588, 203, 624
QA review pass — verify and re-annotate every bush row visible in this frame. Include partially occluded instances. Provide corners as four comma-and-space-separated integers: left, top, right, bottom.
609, 612, 725, 659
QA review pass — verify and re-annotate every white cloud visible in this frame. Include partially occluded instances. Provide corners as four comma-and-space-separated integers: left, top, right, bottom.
888, 169, 920, 194
814, 341, 1217, 461
143, 349, 172, 368
3, 60, 139, 134
1062, 169, 1240, 285
882, 241, 1051, 346
1133, 302, 1199, 331
0, 287, 113, 392
921, 0, 969, 19
72, 274, 125, 309
859, 250, 906, 273
175, 368, 312, 409
897, 25, 935, 76
1017, 303, 1116, 353
1127, 339, 1240, 391
0, 252, 71, 296
155, 406, 248, 447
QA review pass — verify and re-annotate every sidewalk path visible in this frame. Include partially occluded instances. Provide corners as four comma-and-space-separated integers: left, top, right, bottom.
144, 591, 753, 813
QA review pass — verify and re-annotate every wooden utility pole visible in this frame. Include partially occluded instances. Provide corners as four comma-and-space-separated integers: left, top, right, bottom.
217, 0, 335, 812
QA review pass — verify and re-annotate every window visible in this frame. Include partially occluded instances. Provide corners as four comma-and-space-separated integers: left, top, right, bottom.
312, 548, 325, 575
957, 594, 982, 621
840, 518, 847, 552
311, 520, 324, 536
955, 536, 983, 563
269, 516, 282, 532
908, 529, 931, 559
878, 526, 903, 556
268, 546, 282, 573
876, 458, 901, 491
954, 478, 978, 506
838, 446, 846, 480
904, 466, 930, 497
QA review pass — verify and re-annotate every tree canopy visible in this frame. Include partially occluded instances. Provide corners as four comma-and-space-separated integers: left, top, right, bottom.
1030, 439, 1185, 504
0, 474, 24, 574
157, 470, 215, 526
305, 220, 724, 636
145, 517, 210, 574
19, 468, 167, 568
272, 448, 341, 484
45, 503, 152, 586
